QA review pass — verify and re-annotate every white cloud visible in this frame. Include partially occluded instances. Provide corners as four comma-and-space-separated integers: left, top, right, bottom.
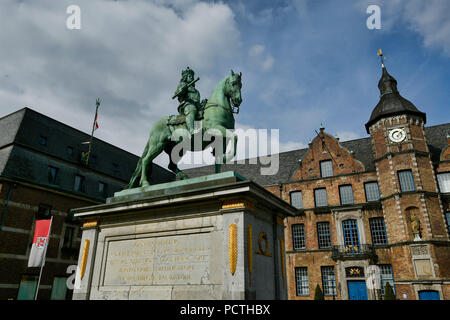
248, 44, 274, 72
357, 0, 450, 56
335, 131, 362, 142
279, 141, 307, 152
249, 44, 265, 57
0, 0, 241, 160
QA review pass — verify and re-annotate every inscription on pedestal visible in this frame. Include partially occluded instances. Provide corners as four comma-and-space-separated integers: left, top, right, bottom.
103, 233, 210, 286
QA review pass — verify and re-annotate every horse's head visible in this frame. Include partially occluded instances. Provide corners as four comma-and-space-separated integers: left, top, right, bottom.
225, 70, 242, 110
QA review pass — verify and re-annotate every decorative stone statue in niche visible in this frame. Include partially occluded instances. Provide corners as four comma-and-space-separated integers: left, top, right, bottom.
410, 214, 421, 241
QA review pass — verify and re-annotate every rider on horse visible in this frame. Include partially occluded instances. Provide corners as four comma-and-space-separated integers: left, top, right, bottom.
173, 67, 202, 135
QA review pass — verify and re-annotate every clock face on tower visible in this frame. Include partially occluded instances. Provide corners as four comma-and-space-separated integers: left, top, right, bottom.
388, 128, 407, 143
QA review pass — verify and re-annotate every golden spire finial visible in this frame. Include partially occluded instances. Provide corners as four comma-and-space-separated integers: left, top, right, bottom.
377, 48, 385, 68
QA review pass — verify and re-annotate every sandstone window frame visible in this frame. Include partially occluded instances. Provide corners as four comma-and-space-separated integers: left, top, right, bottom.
332, 209, 367, 247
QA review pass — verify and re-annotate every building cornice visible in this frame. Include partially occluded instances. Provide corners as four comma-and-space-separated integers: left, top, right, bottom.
373, 149, 431, 164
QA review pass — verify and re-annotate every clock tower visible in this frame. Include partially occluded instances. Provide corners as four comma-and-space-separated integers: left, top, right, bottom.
365, 54, 448, 244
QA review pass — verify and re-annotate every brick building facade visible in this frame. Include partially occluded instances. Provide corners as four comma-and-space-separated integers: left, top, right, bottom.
272, 63, 450, 300
186, 61, 450, 300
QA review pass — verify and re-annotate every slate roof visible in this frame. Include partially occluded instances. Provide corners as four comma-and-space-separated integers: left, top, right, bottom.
365, 66, 426, 132
0, 108, 175, 200
183, 123, 450, 187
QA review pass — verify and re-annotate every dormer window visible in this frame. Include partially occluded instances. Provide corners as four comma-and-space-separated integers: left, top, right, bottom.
39, 136, 47, 146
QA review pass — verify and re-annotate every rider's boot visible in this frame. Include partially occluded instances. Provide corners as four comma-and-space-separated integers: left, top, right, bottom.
186, 110, 200, 136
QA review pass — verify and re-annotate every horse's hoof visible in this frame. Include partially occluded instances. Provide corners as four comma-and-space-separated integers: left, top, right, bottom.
141, 181, 150, 188
177, 173, 188, 180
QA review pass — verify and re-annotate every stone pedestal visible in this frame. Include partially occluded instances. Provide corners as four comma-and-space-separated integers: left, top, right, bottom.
71, 172, 295, 300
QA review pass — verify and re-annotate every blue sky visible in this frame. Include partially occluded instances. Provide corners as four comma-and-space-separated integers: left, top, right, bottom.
227, 0, 450, 144
0, 0, 449, 167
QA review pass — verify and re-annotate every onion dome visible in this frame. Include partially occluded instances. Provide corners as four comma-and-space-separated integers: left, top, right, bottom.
365, 55, 426, 133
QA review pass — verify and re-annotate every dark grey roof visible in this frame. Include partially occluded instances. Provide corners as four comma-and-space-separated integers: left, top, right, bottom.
183, 149, 309, 186
365, 66, 426, 132
0, 108, 25, 148
184, 123, 450, 187
424, 123, 450, 163
0, 107, 175, 200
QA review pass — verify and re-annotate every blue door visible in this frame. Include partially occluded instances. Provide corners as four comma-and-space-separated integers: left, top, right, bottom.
347, 281, 368, 300
418, 290, 440, 300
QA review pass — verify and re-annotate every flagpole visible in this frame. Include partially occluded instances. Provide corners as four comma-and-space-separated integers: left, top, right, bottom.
34, 216, 53, 300
84, 98, 101, 166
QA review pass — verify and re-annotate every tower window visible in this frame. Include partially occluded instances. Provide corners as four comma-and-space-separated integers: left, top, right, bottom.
445, 212, 450, 234
398, 170, 415, 192
364, 182, 380, 201
437, 172, 450, 193
314, 188, 328, 207
320, 160, 333, 178
339, 185, 354, 205
67, 146, 74, 156
290, 191, 303, 209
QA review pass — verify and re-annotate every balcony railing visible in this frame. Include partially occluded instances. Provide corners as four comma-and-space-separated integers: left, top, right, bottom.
331, 244, 376, 261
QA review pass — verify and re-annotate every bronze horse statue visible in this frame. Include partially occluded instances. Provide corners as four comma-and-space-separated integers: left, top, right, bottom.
128, 70, 242, 188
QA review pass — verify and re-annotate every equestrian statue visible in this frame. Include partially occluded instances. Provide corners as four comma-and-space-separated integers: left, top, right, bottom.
127, 68, 242, 188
